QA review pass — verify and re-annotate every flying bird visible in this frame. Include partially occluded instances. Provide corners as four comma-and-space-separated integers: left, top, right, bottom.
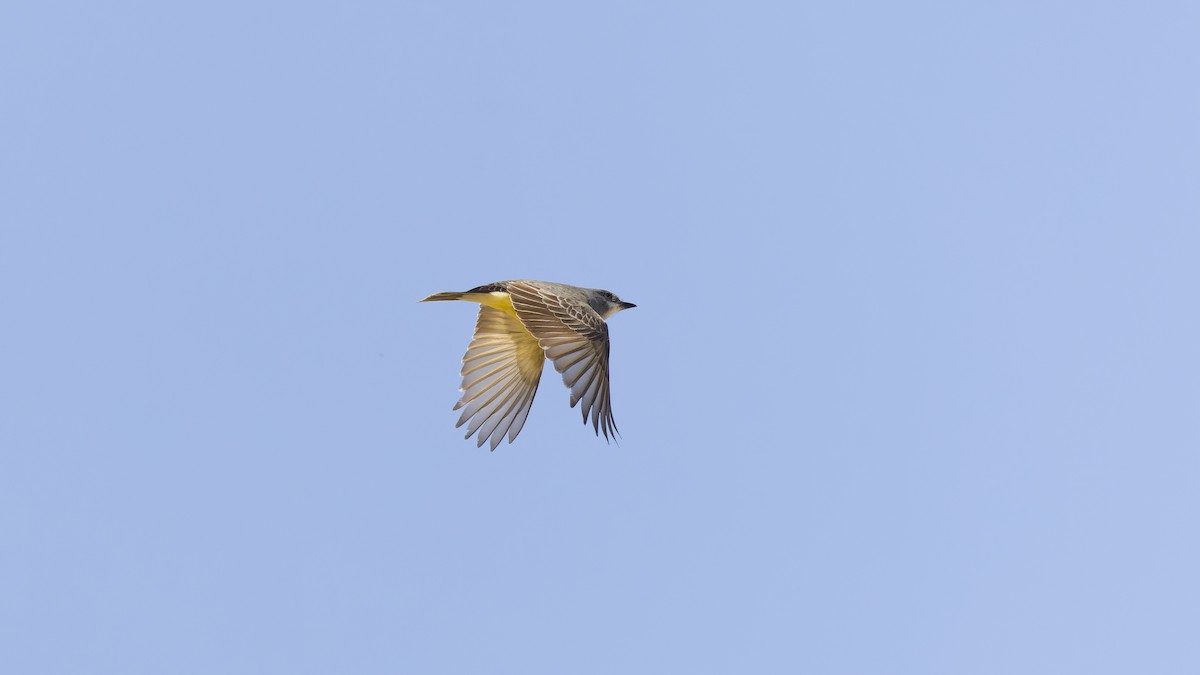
420, 280, 636, 450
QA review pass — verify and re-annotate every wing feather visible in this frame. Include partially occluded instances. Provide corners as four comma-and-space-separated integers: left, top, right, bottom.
507, 281, 620, 442
451, 305, 544, 450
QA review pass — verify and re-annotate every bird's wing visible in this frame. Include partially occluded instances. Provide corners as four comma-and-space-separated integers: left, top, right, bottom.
507, 281, 619, 442
453, 305, 545, 450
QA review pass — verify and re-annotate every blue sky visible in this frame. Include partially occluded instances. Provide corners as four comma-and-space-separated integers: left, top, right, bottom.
2, 1, 1198, 673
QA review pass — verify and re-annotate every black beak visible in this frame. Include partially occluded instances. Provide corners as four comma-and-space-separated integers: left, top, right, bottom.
620, 302, 637, 310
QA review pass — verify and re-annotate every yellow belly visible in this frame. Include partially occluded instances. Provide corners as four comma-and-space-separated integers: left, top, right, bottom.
461, 291, 518, 316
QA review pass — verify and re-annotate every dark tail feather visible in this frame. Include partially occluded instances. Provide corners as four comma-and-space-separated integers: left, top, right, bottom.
419, 292, 466, 302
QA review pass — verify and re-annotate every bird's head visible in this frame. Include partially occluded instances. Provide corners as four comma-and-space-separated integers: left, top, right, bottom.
589, 289, 636, 319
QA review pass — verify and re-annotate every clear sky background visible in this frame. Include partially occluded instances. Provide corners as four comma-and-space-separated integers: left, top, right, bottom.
3, 1, 1198, 673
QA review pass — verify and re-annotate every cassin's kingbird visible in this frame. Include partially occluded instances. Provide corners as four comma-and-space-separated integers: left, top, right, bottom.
420, 280, 636, 450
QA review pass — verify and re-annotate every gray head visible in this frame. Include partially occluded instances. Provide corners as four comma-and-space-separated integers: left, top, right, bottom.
587, 288, 636, 319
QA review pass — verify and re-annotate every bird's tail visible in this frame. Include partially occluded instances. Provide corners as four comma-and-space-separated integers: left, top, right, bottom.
419, 291, 467, 302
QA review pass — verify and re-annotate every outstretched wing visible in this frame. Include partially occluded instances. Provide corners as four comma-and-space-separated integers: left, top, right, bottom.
453, 305, 545, 450
506, 281, 619, 442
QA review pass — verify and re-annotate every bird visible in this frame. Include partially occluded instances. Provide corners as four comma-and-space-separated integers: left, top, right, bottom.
419, 280, 636, 450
